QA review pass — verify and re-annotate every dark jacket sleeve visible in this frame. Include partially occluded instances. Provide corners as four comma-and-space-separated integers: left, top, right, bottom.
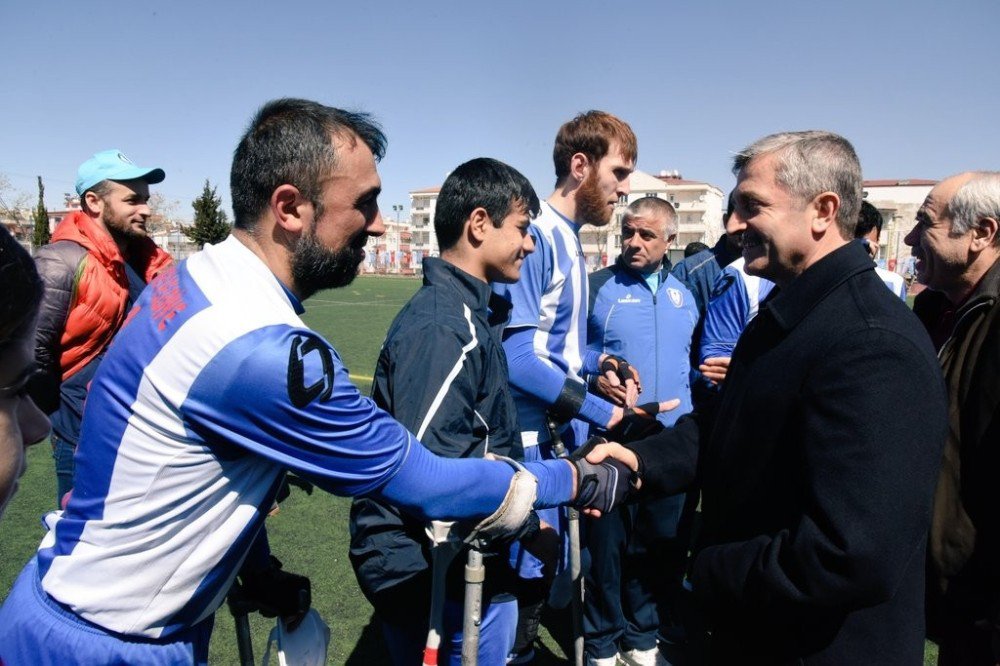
690, 329, 947, 618
626, 412, 702, 496
27, 241, 85, 413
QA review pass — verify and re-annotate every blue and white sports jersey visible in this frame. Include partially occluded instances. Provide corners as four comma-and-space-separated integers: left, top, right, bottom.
494, 202, 589, 446
700, 257, 776, 363
36, 236, 417, 639
876, 266, 909, 300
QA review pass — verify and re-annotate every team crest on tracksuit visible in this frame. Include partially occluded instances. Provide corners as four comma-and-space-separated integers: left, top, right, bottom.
667, 287, 683, 307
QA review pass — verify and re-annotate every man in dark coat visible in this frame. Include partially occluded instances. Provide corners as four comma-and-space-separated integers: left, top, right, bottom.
905, 171, 1000, 665
585, 131, 948, 664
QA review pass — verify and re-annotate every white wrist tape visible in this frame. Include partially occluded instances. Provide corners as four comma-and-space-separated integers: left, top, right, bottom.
471, 468, 538, 540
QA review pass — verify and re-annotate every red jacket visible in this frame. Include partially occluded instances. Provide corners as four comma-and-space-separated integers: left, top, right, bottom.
36, 211, 173, 384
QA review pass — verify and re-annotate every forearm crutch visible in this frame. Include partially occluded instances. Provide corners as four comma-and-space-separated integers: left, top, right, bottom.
547, 417, 584, 666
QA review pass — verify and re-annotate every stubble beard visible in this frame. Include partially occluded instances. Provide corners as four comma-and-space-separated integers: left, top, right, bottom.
102, 206, 147, 248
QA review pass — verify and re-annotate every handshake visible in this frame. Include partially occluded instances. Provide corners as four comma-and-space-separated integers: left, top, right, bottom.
568, 436, 640, 516
470, 437, 643, 548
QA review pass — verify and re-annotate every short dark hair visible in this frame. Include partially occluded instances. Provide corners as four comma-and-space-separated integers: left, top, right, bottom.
230, 98, 387, 230
552, 111, 637, 187
434, 158, 540, 251
684, 241, 710, 258
855, 201, 883, 240
81, 180, 115, 216
0, 227, 43, 352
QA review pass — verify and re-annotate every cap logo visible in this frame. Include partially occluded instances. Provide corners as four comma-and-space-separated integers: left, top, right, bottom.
117, 152, 134, 165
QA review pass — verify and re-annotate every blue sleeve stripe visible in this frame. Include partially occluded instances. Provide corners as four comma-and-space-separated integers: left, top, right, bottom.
377, 437, 575, 520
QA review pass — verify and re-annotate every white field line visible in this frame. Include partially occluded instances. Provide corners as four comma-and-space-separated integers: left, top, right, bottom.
306, 298, 410, 308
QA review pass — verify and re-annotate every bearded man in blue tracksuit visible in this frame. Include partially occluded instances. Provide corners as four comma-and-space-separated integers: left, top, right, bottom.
585, 197, 697, 665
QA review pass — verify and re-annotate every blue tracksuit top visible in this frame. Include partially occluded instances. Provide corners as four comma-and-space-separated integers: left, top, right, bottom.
588, 258, 698, 426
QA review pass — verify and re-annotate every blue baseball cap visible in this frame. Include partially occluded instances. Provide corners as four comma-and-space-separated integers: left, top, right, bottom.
75, 149, 165, 196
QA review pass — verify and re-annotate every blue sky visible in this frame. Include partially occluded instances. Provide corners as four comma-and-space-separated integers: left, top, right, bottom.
2, 0, 997, 221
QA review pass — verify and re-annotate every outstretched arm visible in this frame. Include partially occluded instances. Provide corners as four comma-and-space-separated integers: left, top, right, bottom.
503, 326, 618, 427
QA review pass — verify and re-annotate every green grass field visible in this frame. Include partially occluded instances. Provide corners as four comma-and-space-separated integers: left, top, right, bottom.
0, 275, 936, 664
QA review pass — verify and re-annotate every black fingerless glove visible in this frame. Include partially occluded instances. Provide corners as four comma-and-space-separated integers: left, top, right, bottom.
608, 401, 665, 442
571, 457, 637, 512
600, 354, 640, 386
237, 555, 311, 619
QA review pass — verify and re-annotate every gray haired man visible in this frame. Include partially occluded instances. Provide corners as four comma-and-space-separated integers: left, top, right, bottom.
907, 172, 1000, 666
586, 131, 948, 665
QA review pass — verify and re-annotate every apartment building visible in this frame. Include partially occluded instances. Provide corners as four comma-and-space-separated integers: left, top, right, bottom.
579, 170, 725, 270
408, 186, 440, 269
362, 217, 414, 275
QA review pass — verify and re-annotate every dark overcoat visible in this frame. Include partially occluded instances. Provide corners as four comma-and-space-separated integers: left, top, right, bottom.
631, 241, 947, 664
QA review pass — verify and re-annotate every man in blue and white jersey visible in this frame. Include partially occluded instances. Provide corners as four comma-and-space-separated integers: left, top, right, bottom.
699, 256, 777, 371
0, 99, 634, 666
669, 191, 743, 408
670, 191, 742, 316
585, 197, 696, 666
495, 110, 654, 663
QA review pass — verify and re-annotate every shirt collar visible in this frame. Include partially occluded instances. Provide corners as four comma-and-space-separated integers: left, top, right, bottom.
421, 255, 490, 306
545, 201, 583, 235
957, 255, 1000, 314
763, 241, 872, 331
278, 281, 305, 315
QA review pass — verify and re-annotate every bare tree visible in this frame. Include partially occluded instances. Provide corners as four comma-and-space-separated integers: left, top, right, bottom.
0, 172, 32, 239
147, 192, 181, 234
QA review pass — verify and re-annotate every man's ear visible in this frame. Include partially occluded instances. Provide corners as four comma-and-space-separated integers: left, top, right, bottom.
810, 191, 841, 235
467, 207, 491, 244
970, 216, 1000, 251
271, 184, 307, 233
569, 152, 591, 185
83, 191, 105, 218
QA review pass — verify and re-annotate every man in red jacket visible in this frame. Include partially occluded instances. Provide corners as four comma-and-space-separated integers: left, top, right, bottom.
29, 150, 173, 505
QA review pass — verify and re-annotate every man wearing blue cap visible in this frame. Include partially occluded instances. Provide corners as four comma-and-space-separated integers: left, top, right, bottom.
29, 149, 173, 505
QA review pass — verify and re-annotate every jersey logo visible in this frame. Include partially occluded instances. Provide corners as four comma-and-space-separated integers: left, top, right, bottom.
150, 267, 187, 331
667, 287, 683, 307
617, 293, 641, 304
287, 335, 334, 408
